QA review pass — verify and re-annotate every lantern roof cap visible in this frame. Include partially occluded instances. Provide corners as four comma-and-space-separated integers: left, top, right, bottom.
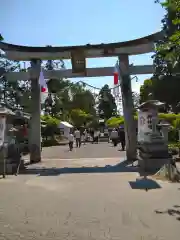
138, 100, 165, 110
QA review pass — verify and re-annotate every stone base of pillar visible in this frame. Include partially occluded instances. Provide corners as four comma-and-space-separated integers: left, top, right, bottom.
138, 140, 171, 172
30, 144, 41, 163
0, 162, 16, 174
126, 146, 137, 162
138, 156, 170, 173
0, 159, 25, 175
0, 144, 26, 175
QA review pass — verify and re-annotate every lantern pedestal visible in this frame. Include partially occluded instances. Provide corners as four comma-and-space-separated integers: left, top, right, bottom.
137, 101, 171, 172
0, 108, 24, 176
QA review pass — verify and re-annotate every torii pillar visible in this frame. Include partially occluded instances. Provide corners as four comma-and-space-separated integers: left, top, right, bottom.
119, 54, 137, 161
29, 59, 41, 163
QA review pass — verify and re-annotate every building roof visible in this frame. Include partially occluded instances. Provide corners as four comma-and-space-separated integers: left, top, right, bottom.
0, 107, 15, 116
59, 121, 73, 128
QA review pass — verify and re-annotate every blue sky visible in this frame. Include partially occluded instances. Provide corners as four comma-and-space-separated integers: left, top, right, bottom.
0, 0, 165, 93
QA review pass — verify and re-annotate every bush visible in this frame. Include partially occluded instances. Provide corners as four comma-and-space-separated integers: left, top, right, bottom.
70, 109, 92, 127
158, 113, 180, 143
158, 113, 180, 124
106, 113, 180, 143
41, 115, 60, 126
106, 115, 137, 128
106, 116, 124, 127
173, 118, 180, 129
168, 127, 178, 142
41, 115, 60, 140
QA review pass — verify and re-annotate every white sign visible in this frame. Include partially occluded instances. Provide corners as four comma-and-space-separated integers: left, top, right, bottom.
0, 116, 6, 146
138, 110, 153, 142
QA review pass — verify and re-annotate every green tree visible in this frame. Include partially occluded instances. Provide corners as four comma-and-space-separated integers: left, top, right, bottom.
0, 54, 96, 121
154, 0, 180, 75
42, 60, 96, 120
140, 1, 180, 112
0, 59, 29, 111
139, 79, 153, 103
70, 108, 92, 127
98, 84, 117, 119
71, 88, 96, 116
43, 59, 68, 117
41, 115, 60, 140
106, 116, 124, 128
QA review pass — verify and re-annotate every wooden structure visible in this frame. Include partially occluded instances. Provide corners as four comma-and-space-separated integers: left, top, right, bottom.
0, 31, 163, 163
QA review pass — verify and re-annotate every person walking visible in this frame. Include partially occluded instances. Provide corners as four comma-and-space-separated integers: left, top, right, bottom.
110, 128, 119, 147
119, 127, 125, 151
68, 131, 74, 151
83, 129, 88, 144
74, 128, 81, 148
93, 129, 99, 143
90, 129, 94, 143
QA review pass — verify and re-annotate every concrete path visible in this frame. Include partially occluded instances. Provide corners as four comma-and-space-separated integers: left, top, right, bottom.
1, 143, 180, 239
23, 142, 126, 163
41, 142, 126, 159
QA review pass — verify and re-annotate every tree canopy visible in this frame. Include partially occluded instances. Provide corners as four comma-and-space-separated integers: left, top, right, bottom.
154, 0, 180, 75
0, 56, 97, 127
98, 84, 117, 119
140, 0, 180, 112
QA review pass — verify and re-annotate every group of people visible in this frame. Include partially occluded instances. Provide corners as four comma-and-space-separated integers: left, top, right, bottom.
68, 128, 88, 151
68, 128, 102, 151
68, 127, 126, 151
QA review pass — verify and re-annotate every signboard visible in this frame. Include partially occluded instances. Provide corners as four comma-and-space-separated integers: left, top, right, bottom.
138, 110, 154, 142
71, 50, 86, 75
0, 116, 6, 146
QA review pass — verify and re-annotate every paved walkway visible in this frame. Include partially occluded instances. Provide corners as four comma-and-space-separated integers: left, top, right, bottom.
24, 142, 126, 162
41, 142, 126, 159
1, 143, 180, 239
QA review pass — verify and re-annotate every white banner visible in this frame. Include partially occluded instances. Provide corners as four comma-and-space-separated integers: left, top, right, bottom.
138, 110, 153, 142
0, 116, 6, 146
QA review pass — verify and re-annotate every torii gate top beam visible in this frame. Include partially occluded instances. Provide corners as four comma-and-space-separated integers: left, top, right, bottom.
0, 32, 162, 61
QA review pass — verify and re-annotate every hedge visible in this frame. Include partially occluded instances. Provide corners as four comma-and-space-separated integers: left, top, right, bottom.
106, 113, 180, 142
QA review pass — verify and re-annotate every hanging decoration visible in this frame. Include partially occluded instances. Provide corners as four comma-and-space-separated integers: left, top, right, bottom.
113, 61, 119, 85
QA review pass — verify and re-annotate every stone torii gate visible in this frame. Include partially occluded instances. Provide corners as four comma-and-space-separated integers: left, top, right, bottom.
0, 31, 162, 163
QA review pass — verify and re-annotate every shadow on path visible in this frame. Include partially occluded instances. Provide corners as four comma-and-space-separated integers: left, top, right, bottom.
155, 205, 180, 221
21, 160, 138, 176
129, 176, 161, 191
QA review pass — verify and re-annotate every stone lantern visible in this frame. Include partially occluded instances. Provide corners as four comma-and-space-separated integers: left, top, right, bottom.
0, 107, 16, 177
137, 100, 171, 172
